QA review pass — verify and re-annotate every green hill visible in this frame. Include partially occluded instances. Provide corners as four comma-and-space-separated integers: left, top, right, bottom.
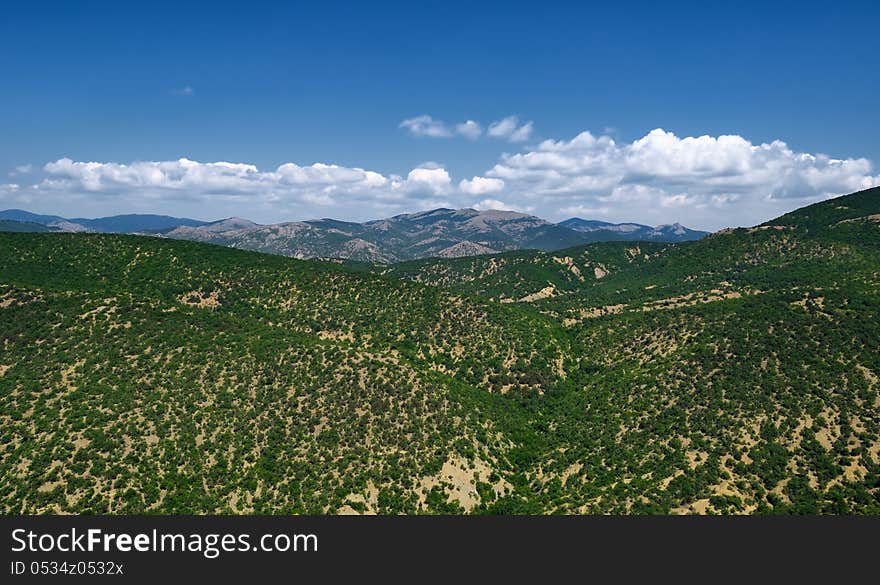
381, 241, 671, 301
1, 187, 878, 514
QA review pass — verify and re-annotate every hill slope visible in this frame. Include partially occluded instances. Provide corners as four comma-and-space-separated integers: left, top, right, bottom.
0, 233, 568, 513
0, 220, 57, 233
1, 187, 878, 514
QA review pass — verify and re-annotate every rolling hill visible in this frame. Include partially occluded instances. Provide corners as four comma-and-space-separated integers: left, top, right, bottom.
0, 187, 878, 514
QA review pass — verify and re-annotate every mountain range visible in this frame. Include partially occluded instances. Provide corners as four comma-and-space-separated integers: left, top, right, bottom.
559, 217, 707, 242
0, 207, 708, 262
0, 209, 209, 233
1, 186, 878, 514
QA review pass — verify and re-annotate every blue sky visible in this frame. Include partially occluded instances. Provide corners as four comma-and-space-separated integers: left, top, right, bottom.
1, 1, 878, 229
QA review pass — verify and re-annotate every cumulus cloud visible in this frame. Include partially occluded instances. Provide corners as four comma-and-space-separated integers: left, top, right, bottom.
472, 198, 532, 213
171, 86, 194, 96
483, 128, 880, 228
415, 161, 445, 170
9, 164, 33, 176
4, 128, 878, 229
487, 116, 534, 142
459, 176, 504, 195
455, 120, 482, 139
401, 115, 528, 141
401, 167, 452, 196
399, 115, 452, 138
11, 157, 456, 222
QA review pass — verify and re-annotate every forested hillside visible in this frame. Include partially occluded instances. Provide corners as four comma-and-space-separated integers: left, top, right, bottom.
1, 187, 878, 514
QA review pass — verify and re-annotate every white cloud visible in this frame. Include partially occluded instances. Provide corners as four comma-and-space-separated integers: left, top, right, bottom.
400, 167, 452, 196
9, 157, 458, 222
3, 128, 878, 229
484, 128, 880, 228
455, 120, 482, 139
399, 115, 452, 138
472, 198, 532, 213
401, 115, 529, 141
416, 161, 445, 170
172, 86, 194, 96
9, 164, 33, 176
509, 121, 534, 143
459, 176, 504, 195
488, 116, 534, 142
559, 204, 611, 217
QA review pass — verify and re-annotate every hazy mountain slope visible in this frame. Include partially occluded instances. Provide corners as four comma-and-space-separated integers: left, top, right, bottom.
560, 217, 708, 242
560, 218, 652, 232
71, 214, 208, 233
0, 209, 66, 225
0, 210, 87, 232
0, 220, 57, 233
0, 210, 206, 233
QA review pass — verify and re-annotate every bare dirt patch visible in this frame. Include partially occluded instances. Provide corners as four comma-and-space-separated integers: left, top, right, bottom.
519, 285, 556, 303
552, 256, 584, 280
179, 290, 221, 308
563, 304, 627, 326
418, 454, 509, 512
856, 364, 878, 386
640, 289, 749, 311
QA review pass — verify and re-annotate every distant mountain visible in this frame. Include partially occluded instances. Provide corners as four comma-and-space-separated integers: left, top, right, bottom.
0, 220, 58, 233
163, 208, 591, 262
0, 209, 67, 225
0, 210, 207, 233
559, 217, 653, 233
164, 208, 703, 262
2, 207, 709, 261
70, 214, 209, 233
560, 217, 708, 242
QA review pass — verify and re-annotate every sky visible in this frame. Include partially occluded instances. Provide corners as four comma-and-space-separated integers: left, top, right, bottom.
1, 0, 878, 230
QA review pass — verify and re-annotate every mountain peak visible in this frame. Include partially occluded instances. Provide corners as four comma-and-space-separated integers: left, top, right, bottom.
211, 217, 258, 228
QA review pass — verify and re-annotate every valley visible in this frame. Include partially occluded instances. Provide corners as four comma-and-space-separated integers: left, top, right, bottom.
0, 187, 878, 514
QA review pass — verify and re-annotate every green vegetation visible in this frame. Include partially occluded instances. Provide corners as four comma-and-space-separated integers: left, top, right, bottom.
1, 187, 879, 514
